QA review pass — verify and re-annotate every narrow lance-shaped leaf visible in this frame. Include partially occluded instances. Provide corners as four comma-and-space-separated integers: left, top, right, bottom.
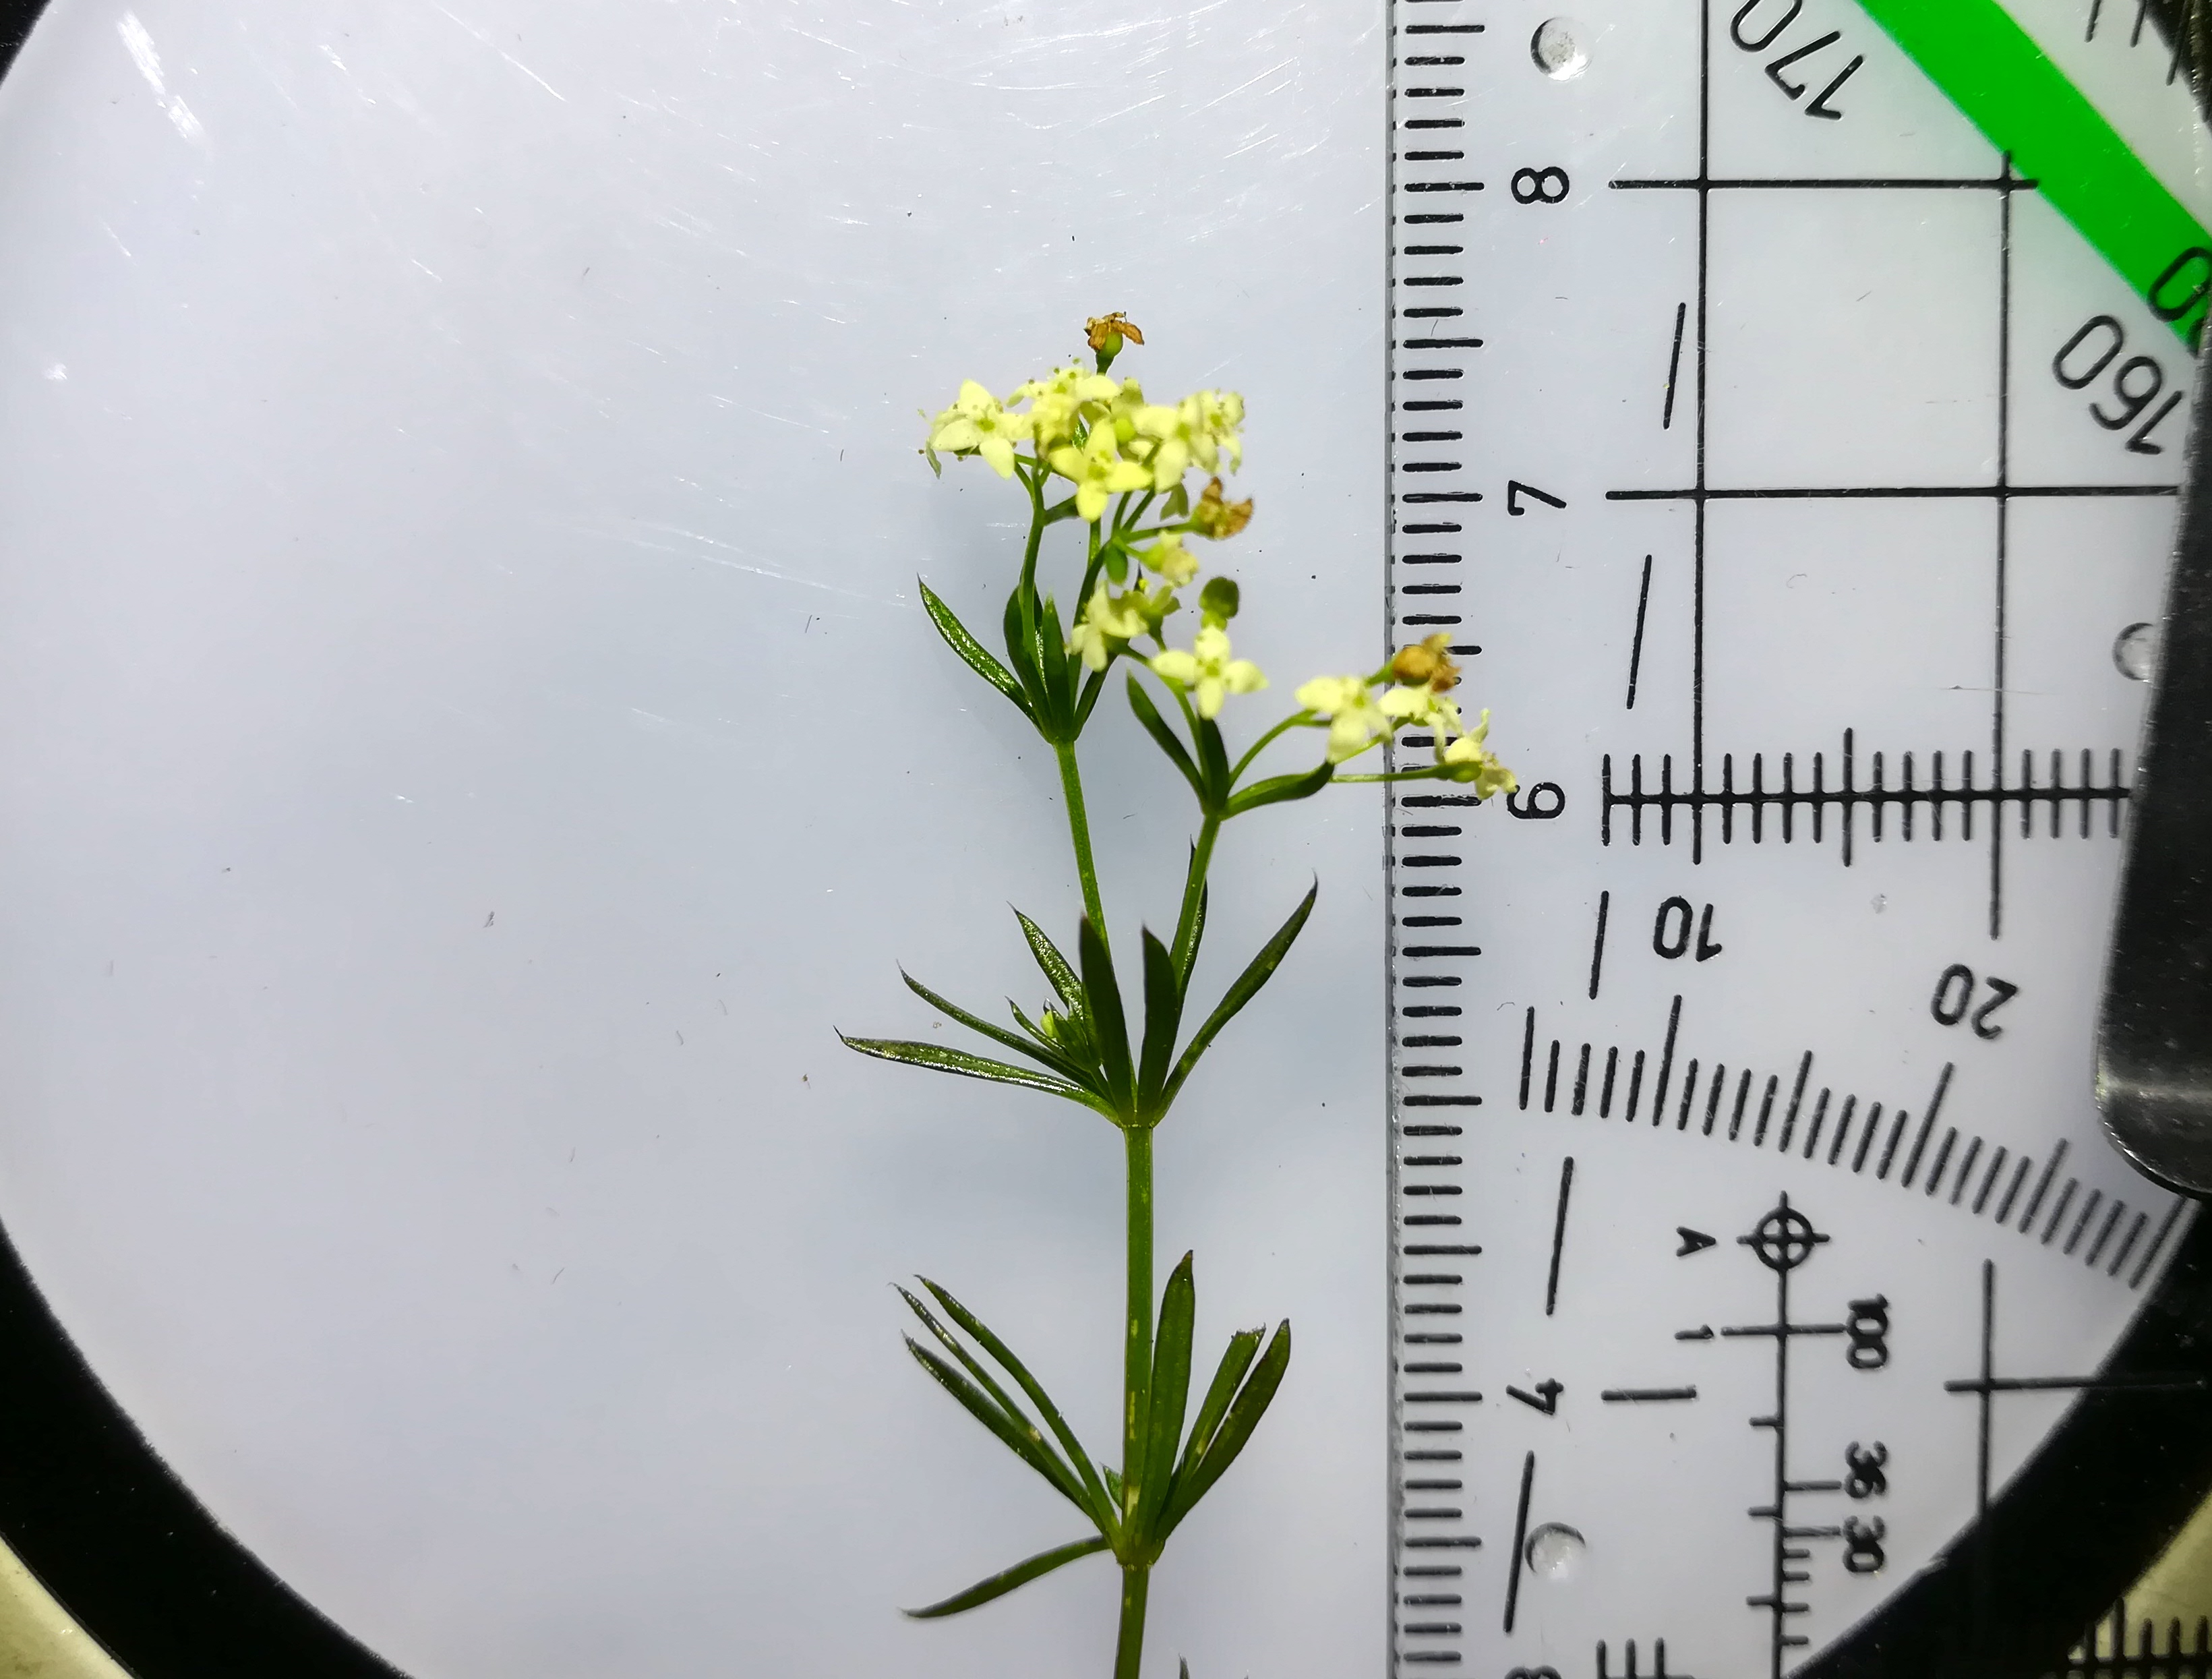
1136, 929, 1186, 1116
1077, 914, 1137, 1116
839, 1032, 1099, 1109
918, 1276, 1116, 1530
1013, 908, 1085, 1017
1002, 581, 1051, 721
1075, 661, 1111, 731
1194, 715, 1232, 799
1154, 1320, 1292, 1541
1175, 1326, 1263, 1483
1224, 759, 1334, 819
899, 970, 1096, 1089
903, 1336, 1094, 1516
1125, 674, 1209, 806
1135, 1253, 1197, 1552
1159, 881, 1319, 1110
903, 1535, 1110, 1620
899, 1287, 1094, 1520
919, 579, 1032, 721
1035, 591, 1077, 731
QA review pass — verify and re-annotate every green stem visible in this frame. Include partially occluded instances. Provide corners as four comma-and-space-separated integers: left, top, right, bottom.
1170, 814, 1220, 983
1230, 710, 1313, 784
1113, 1564, 1151, 1679
1121, 1122, 1154, 1529
1056, 742, 1109, 947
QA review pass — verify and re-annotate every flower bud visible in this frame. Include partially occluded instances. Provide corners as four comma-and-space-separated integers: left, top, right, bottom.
1199, 576, 1241, 627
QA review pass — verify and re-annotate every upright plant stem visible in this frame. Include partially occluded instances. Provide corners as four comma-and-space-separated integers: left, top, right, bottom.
1113, 1564, 1152, 1679
1057, 741, 1110, 946
1118, 1123, 1156, 1679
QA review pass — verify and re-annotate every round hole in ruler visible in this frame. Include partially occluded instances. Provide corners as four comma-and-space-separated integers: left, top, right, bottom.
1523, 1522, 1588, 1581
2114, 620, 2159, 682
1528, 17, 1589, 80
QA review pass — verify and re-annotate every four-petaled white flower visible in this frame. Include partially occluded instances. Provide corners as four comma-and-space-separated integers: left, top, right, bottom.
1152, 624, 1265, 719
1138, 533, 1199, 586
1379, 682, 1464, 741
1295, 673, 1392, 762
927, 380, 1033, 478
1442, 709, 1517, 798
1050, 426, 1154, 523
1070, 581, 1176, 672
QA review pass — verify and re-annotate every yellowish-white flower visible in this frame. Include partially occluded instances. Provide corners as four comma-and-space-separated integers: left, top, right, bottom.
1152, 624, 1266, 719
1380, 682, 1464, 738
1131, 389, 1245, 492
926, 380, 1033, 478
1137, 532, 1199, 586
1296, 673, 1392, 762
1070, 580, 1178, 672
1015, 365, 1120, 451
1049, 426, 1154, 523
1441, 709, 1517, 798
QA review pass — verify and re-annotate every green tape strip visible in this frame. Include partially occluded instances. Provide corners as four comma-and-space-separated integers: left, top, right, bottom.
1855, 0, 2212, 343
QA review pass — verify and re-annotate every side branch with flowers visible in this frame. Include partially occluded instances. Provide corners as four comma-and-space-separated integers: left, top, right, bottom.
839, 315, 1514, 1679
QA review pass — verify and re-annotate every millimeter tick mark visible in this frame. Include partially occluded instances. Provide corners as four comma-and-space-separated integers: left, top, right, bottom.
1662, 301, 1687, 428
1588, 891, 1611, 1001
1545, 1156, 1576, 1316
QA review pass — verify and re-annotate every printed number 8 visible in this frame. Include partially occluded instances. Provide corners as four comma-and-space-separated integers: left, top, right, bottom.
1512, 166, 1570, 204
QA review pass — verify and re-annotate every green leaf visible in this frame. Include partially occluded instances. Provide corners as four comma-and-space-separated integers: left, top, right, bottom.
899, 1287, 1090, 1517
1003, 583, 1050, 720
839, 1032, 1098, 1107
918, 1276, 1115, 1529
1126, 674, 1208, 805
1180, 1663, 1192, 1679
1178, 1328, 1263, 1481
1224, 760, 1335, 818
1195, 717, 1232, 798
1160, 882, 1319, 1109
919, 579, 1032, 720
1009, 998, 1094, 1069
1077, 915, 1137, 1116
1135, 1253, 1197, 1552
903, 1534, 1110, 1620
1013, 910, 1085, 1016
899, 970, 1096, 1088
903, 1336, 1094, 1516
1075, 662, 1111, 731
1155, 1320, 1292, 1541
1036, 591, 1077, 726
1136, 929, 1185, 1115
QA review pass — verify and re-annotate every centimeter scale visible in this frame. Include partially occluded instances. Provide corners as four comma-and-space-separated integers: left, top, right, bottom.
1383, 1, 2212, 1675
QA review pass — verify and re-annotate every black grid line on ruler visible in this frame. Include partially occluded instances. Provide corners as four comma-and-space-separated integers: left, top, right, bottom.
1603, 137, 2175, 912
1385, 3, 1489, 1674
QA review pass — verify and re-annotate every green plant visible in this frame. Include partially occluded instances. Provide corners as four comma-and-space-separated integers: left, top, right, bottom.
840, 315, 1513, 1678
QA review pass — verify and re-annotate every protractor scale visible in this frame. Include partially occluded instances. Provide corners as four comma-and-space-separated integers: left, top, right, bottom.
1384, 1, 2212, 1676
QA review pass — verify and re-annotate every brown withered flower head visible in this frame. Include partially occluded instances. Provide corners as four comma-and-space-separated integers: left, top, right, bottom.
1085, 312, 1145, 353
1390, 632, 1460, 693
1189, 475, 1254, 539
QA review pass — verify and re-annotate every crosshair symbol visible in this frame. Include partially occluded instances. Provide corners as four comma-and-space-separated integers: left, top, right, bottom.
1742, 1194, 1830, 1274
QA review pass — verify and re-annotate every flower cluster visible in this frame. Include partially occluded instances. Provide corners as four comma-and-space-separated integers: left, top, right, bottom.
1295, 633, 1517, 795
920, 317, 1512, 800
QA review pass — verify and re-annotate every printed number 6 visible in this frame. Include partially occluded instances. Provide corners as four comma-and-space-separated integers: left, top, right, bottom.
1512, 166, 1570, 204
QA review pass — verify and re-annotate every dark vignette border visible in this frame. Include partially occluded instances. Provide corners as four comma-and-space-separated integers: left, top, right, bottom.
0, 5, 406, 1673
0, 1, 2196, 1677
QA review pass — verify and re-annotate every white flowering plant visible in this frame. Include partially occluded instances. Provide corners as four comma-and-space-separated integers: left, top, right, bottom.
841, 316, 1514, 1678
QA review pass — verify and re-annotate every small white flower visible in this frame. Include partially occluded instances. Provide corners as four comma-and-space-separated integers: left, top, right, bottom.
1049, 425, 1154, 523
1296, 674, 1391, 762
1137, 533, 1199, 586
926, 380, 1032, 478
1441, 709, 1517, 798
1151, 624, 1265, 719
1070, 581, 1177, 672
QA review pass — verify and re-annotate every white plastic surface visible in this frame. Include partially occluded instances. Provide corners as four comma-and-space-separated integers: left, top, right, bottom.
0, 3, 1392, 1676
